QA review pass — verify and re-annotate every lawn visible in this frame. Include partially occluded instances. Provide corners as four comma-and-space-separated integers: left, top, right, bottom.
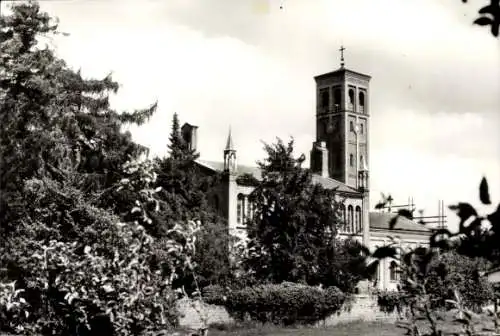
208, 321, 402, 336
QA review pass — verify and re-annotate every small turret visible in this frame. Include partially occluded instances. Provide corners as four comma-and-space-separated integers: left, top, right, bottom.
223, 128, 237, 174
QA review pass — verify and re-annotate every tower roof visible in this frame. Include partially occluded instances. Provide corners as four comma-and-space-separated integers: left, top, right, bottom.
314, 67, 371, 81
225, 128, 235, 151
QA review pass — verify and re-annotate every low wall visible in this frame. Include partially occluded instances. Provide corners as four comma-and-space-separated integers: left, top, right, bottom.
177, 294, 399, 329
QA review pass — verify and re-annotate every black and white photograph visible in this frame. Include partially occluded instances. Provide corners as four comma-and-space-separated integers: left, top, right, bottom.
0, 0, 499, 335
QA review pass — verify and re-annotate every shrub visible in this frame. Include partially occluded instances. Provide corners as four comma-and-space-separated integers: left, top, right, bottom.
376, 290, 406, 314
222, 283, 345, 326
202, 285, 229, 306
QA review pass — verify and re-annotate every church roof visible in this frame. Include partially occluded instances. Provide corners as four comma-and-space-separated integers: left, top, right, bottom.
196, 160, 360, 195
369, 212, 431, 233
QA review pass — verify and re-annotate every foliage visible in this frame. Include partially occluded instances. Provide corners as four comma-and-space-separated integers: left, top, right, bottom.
153, 113, 230, 293
377, 290, 406, 315
202, 285, 230, 306
0, 158, 202, 335
219, 283, 345, 326
235, 173, 260, 187
0, 2, 206, 335
368, 177, 500, 336
462, 0, 500, 37
244, 137, 360, 287
425, 251, 493, 312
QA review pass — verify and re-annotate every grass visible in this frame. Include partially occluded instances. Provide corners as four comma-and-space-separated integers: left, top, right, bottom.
207, 321, 402, 336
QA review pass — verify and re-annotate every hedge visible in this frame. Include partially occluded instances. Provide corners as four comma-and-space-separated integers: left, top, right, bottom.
205, 283, 345, 326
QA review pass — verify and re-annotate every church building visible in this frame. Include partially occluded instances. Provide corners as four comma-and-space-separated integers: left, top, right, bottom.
181, 53, 432, 291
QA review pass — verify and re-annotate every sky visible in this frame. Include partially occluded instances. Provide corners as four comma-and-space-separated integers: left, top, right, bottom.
3, 0, 500, 231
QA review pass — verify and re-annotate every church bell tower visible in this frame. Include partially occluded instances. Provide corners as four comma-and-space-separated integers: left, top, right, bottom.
311, 46, 371, 189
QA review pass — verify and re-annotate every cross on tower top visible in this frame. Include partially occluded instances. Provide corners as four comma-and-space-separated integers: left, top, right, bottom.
339, 45, 345, 68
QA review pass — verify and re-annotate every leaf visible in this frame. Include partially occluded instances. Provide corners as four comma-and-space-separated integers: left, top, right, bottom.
372, 245, 397, 259
374, 202, 386, 210
389, 215, 399, 230
474, 17, 493, 26
479, 176, 492, 204
84, 246, 91, 254
398, 209, 414, 220
449, 203, 478, 223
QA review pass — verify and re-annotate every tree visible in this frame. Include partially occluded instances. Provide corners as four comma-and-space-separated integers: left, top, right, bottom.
366, 177, 500, 336
0, 2, 197, 335
244, 137, 350, 286
424, 251, 493, 312
154, 114, 230, 291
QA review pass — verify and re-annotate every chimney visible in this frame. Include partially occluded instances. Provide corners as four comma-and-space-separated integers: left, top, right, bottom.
181, 123, 198, 152
310, 141, 329, 178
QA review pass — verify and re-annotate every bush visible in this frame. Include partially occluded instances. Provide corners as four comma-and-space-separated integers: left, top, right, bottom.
376, 290, 406, 314
202, 285, 229, 306
425, 251, 494, 312
222, 283, 345, 326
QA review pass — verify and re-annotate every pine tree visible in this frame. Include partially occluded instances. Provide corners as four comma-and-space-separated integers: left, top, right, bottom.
167, 112, 184, 160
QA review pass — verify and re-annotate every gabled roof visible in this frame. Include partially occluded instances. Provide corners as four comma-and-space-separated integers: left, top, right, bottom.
196, 160, 361, 195
197, 160, 262, 180
369, 212, 431, 233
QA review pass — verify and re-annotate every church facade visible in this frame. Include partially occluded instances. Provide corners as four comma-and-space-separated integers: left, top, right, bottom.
181, 61, 432, 291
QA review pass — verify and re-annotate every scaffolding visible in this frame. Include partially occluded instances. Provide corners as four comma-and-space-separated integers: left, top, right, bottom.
378, 196, 447, 229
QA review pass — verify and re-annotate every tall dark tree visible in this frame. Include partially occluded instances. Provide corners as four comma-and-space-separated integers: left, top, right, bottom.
244, 137, 353, 286
154, 114, 229, 290
0, 2, 191, 335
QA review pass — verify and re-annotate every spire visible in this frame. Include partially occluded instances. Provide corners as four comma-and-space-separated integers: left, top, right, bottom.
225, 127, 234, 151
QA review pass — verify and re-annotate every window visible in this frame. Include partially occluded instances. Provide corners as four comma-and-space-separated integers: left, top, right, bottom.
390, 261, 399, 282
333, 88, 341, 107
350, 121, 354, 132
360, 155, 364, 167
359, 92, 365, 107
348, 89, 355, 107
348, 205, 354, 232
213, 195, 220, 213
355, 206, 362, 233
360, 123, 364, 134
349, 154, 354, 167
340, 204, 346, 231
247, 199, 253, 220
321, 90, 329, 109
237, 194, 244, 224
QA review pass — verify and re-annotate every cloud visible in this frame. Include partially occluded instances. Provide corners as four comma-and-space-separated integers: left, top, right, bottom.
25, 0, 500, 231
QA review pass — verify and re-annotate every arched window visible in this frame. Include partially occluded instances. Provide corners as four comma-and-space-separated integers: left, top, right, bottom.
347, 205, 354, 232
355, 206, 362, 233
348, 89, 355, 109
360, 155, 364, 168
321, 91, 329, 109
359, 91, 365, 107
360, 123, 364, 134
390, 261, 399, 282
350, 121, 354, 132
340, 204, 346, 231
349, 154, 354, 167
237, 194, 244, 224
